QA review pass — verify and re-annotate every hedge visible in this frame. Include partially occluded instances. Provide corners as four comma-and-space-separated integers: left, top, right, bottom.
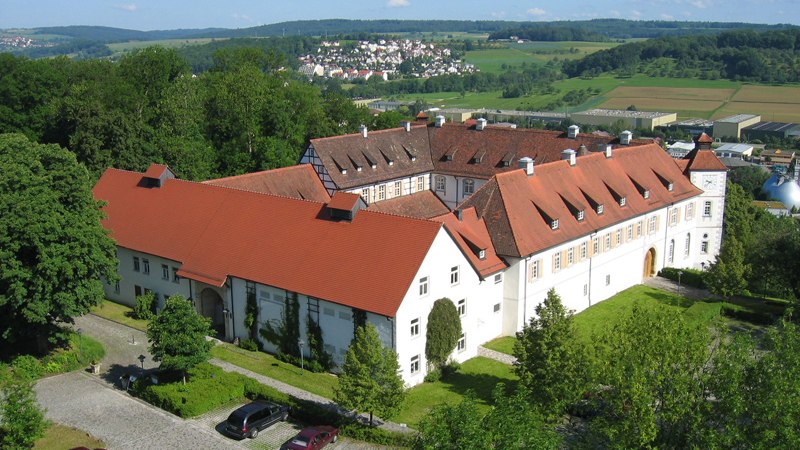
658, 267, 706, 288
4, 332, 105, 381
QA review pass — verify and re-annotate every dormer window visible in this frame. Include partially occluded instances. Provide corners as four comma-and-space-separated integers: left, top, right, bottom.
478, 249, 486, 260
619, 197, 627, 207
643, 190, 650, 199
597, 204, 604, 215
551, 219, 559, 230
667, 183, 674, 192
576, 210, 585, 221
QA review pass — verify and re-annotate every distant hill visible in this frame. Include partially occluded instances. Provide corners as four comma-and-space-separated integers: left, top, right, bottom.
32, 25, 227, 42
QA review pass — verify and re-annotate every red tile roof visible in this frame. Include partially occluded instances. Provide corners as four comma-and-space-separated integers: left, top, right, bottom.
366, 190, 450, 219
203, 164, 330, 202
460, 143, 703, 257
683, 149, 728, 172
143, 163, 171, 179
432, 208, 507, 278
327, 191, 361, 211
93, 168, 443, 317
695, 132, 714, 143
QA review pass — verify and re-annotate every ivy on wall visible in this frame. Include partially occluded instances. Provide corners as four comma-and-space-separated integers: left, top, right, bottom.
260, 291, 300, 359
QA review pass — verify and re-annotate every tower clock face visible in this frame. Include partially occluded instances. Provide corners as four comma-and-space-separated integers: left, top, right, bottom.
703, 175, 716, 190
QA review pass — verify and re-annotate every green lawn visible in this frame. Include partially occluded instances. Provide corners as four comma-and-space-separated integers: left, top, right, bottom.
395, 356, 517, 427
34, 424, 105, 450
91, 299, 148, 331
210, 342, 339, 399
482, 336, 516, 356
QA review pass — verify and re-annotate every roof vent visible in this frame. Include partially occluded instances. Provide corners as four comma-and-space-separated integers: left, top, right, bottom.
400, 121, 411, 132
518, 156, 534, 176
604, 145, 613, 158
577, 144, 588, 156
435, 115, 446, 128
568, 124, 580, 139
476, 118, 487, 131
561, 149, 577, 166
359, 124, 368, 138
620, 130, 632, 145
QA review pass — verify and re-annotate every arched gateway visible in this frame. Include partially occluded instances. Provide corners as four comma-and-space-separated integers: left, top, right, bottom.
200, 288, 225, 335
643, 248, 657, 278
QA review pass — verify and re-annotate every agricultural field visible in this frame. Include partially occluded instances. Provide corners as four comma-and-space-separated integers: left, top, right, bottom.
106, 38, 221, 56
465, 40, 620, 73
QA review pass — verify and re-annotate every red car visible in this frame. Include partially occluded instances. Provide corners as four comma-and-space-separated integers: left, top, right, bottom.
282, 426, 339, 450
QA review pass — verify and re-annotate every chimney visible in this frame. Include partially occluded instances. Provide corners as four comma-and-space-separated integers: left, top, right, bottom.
359, 124, 368, 138
605, 145, 613, 159
518, 156, 534, 176
562, 149, 577, 166
435, 115, 446, 128
568, 124, 580, 139
577, 144, 589, 156
454, 209, 463, 221
476, 118, 487, 131
401, 121, 411, 132
620, 130, 632, 145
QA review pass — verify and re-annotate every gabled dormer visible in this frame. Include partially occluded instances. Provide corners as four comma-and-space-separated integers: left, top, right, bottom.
628, 176, 650, 200
579, 189, 604, 215
140, 164, 175, 188
533, 201, 559, 231
604, 182, 626, 207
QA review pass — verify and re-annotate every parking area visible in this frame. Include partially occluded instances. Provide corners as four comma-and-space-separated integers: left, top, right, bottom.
193, 403, 397, 450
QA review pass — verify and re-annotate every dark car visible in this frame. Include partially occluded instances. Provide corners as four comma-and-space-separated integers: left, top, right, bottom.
282, 426, 339, 450
224, 400, 289, 439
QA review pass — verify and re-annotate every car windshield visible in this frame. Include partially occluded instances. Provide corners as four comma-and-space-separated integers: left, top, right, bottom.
290, 437, 309, 447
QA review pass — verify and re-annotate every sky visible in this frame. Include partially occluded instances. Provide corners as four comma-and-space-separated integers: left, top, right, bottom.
1, 0, 798, 30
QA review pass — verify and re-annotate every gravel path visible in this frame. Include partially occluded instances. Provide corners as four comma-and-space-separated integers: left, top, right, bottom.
477, 346, 517, 365
643, 275, 716, 300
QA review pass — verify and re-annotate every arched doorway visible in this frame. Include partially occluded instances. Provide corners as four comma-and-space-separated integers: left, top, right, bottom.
200, 288, 225, 336
643, 248, 657, 278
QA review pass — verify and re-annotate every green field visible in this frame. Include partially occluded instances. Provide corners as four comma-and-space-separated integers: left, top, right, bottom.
107, 38, 222, 56
465, 41, 621, 73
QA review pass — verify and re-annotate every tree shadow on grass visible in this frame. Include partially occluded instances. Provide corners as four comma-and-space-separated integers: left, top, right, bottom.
439, 371, 519, 406
639, 289, 696, 308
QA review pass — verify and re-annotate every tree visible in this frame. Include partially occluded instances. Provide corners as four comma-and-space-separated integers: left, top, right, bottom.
147, 295, 213, 384
334, 323, 404, 426
704, 235, 750, 299
513, 288, 588, 416
425, 298, 462, 372
0, 133, 118, 354
0, 377, 46, 449
414, 392, 489, 450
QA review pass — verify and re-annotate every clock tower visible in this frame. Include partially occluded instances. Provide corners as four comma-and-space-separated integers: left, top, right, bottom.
682, 133, 728, 269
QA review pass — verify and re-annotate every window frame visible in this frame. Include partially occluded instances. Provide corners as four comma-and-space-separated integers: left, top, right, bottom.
450, 266, 460, 285
410, 318, 420, 337
462, 178, 475, 196
703, 201, 712, 217
456, 333, 466, 352
434, 175, 446, 192
133, 256, 140, 272
419, 276, 429, 297
142, 258, 150, 275
410, 355, 420, 374
161, 264, 169, 280
456, 298, 466, 316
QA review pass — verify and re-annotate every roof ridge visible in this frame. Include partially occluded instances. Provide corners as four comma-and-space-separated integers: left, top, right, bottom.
203, 164, 313, 183
177, 176, 329, 206
311, 125, 418, 143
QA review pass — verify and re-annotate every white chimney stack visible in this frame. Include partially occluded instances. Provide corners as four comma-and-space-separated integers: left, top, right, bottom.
620, 130, 632, 145
605, 145, 613, 158
568, 124, 580, 139
401, 121, 411, 132
435, 115, 446, 128
476, 118, 487, 131
518, 156, 534, 176
562, 149, 577, 166
359, 124, 368, 138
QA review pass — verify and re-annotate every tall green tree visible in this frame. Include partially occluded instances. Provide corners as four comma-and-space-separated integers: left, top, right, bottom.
334, 323, 404, 426
147, 295, 213, 384
0, 133, 117, 354
415, 392, 489, 450
513, 288, 589, 417
0, 377, 46, 449
425, 298, 462, 372
705, 235, 750, 299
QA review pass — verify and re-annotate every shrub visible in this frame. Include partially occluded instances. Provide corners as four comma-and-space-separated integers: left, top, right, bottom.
441, 360, 461, 379
339, 423, 414, 446
424, 369, 441, 383
721, 304, 776, 325
658, 267, 706, 288
238, 338, 260, 352
11, 355, 43, 380
133, 291, 156, 320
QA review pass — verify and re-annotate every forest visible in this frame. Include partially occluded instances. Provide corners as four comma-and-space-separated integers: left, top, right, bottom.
0, 47, 403, 181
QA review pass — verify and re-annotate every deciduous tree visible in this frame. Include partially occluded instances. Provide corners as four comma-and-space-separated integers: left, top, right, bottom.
425, 298, 462, 372
147, 295, 213, 384
0, 377, 46, 449
334, 323, 404, 426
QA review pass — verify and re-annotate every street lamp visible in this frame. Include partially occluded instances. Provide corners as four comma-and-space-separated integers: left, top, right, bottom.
138, 354, 146, 373
677, 270, 683, 290
298, 339, 305, 375
76, 328, 83, 364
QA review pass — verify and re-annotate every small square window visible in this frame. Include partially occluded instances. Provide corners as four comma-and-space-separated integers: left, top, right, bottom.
457, 299, 466, 316
410, 318, 420, 337
577, 210, 585, 221
597, 204, 604, 215
457, 333, 466, 352
493, 303, 501, 313
619, 197, 627, 207
419, 276, 429, 296
410, 355, 420, 374
551, 218, 559, 230
450, 266, 460, 285
494, 273, 503, 284
643, 190, 650, 199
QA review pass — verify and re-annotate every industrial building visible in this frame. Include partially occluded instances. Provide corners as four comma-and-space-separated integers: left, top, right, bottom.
742, 121, 800, 141
571, 109, 677, 131
712, 114, 761, 139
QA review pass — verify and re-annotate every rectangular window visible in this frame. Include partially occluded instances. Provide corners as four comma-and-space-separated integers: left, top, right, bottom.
701, 241, 709, 254
493, 303, 501, 313
592, 237, 599, 255
457, 333, 466, 352
648, 216, 657, 234
417, 176, 425, 192
627, 224, 633, 241
419, 276, 429, 296
670, 208, 678, 225
172, 267, 180, 283
377, 184, 386, 201
597, 204, 604, 215
685, 234, 691, 257
606, 274, 611, 286
605, 234, 611, 250
410, 355, 420, 374
668, 240, 675, 263
636, 221, 643, 237
619, 196, 627, 207
581, 242, 587, 260
687, 202, 695, 219
615, 230, 622, 246
323, 307, 335, 316
450, 266, 460, 285
394, 181, 402, 197
134, 285, 142, 297
583, 284, 588, 296
577, 210, 585, 221
567, 247, 574, 265
463, 179, 475, 196
435, 175, 446, 192
338, 310, 352, 321
142, 258, 150, 275
703, 201, 712, 217
551, 218, 559, 230
529, 260, 540, 282
133, 256, 140, 272
361, 188, 370, 202
457, 299, 466, 316
494, 273, 503, 284
114, 281, 120, 294
161, 264, 169, 280
410, 318, 420, 337
554, 252, 561, 271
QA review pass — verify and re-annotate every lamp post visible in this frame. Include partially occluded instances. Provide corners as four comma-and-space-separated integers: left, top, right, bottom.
677, 270, 683, 291
76, 328, 83, 364
138, 354, 146, 374
298, 339, 305, 375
